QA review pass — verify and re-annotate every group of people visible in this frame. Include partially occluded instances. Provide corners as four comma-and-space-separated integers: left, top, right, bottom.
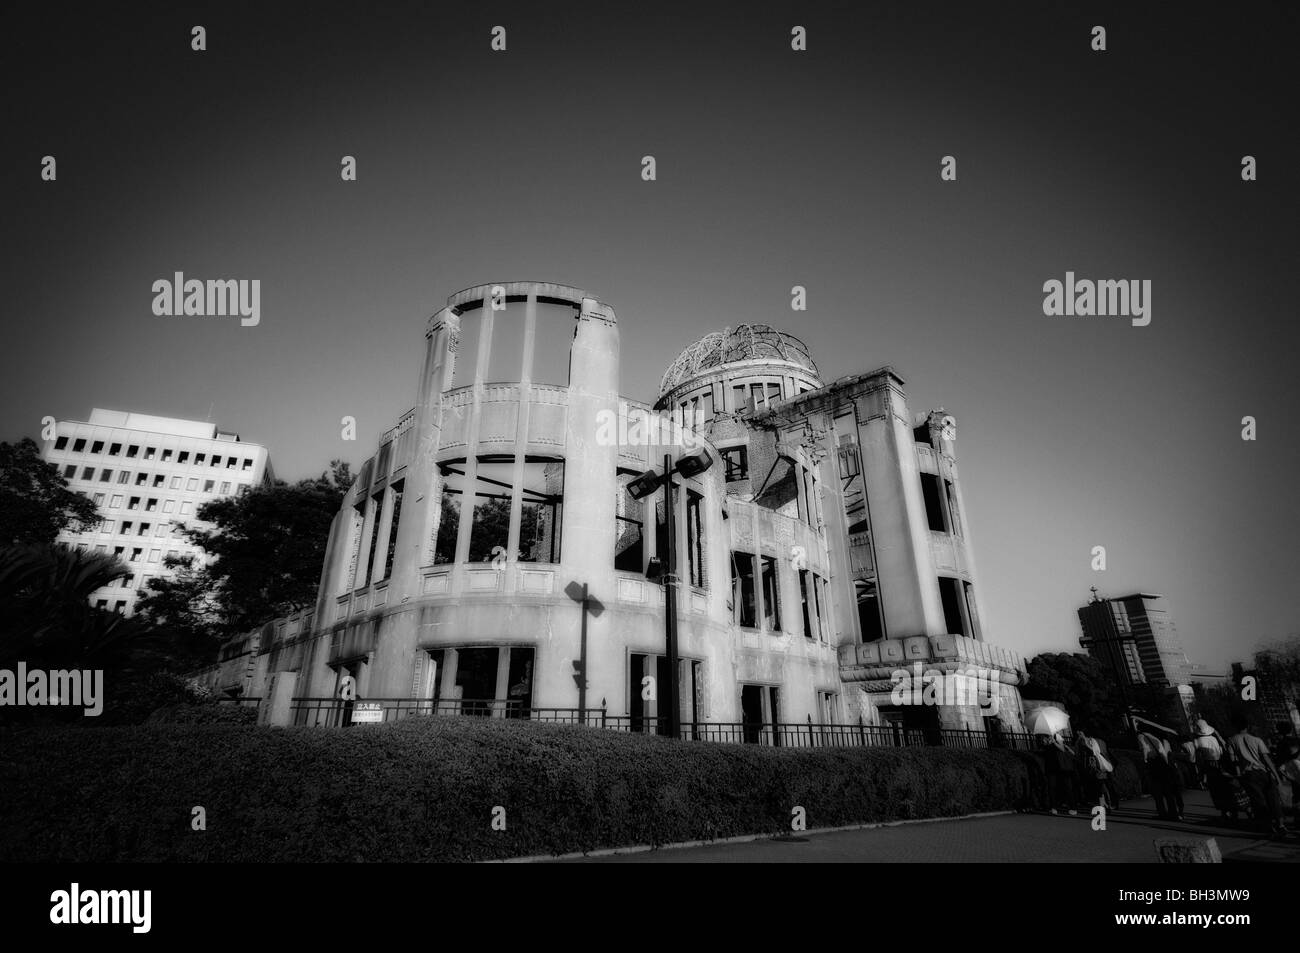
1151, 714, 1300, 837
1038, 715, 1300, 837
1039, 730, 1120, 815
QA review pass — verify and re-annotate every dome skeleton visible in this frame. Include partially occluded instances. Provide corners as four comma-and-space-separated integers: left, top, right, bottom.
659, 324, 820, 397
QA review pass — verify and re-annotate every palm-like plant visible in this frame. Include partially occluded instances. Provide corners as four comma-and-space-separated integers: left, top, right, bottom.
0, 543, 169, 673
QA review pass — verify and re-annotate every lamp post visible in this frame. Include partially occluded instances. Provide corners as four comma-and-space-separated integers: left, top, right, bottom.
628, 447, 713, 739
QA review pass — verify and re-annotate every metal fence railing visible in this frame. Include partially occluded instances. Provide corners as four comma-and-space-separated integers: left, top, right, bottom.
280, 697, 1064, 751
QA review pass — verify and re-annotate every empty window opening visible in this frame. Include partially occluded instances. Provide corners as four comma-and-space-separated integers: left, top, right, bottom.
721, 445, 748, 482
614, 468, 646, 573
938, 576, 971, 639
920, 473, 947, 533
761, 555, 781, 632
731, 551, 757, 628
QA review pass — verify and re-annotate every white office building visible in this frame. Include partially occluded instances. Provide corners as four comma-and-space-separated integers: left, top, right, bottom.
40, 408, 274, 615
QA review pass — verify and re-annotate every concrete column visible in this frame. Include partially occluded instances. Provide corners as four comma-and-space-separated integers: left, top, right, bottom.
505, 295, 538, 571
312, 508, 348, 623
548, 297, 620, 713
261, 671, 298, 726
353, 492, 379, 588
390, 311, 457, 600
370, 485, 397, 583
493, 647, 511, 715
854, 375, 945, 638
441, 648, 460, 702
454, 296, 496, 567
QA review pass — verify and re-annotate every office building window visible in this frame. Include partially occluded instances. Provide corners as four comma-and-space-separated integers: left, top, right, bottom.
203, 480, 215, 493
195, 453, 205, 465
130, 548, 142, 562
117, 471, 129, 484
162, 500, 175, 513
226, 457, 236, 469
187, 478, 198, 491
153, 474, 164, 487
242, 458, 253, 471
210, 456, 221, 468
128, 497, 140, 510
138, 523, 150, 536
148, 550, 160, 563
55, 436, 68, 450
161, 449, 172, 462
144, 447, 156, 460
63, 465, 76, 478
73, 439, 87, 452
135, 472, 147, 486
146, 498, 158, 512
127, 445, 139, 458
180, 502, 193, 515
219, 482, 231, 494
99, 469, 112, 482
109, 443, 121, 456
178, 451, 189, 463
81, 466, 95, 479
91, 440, 104, 454
93, 493, 105, 505
109, 495, 123, 509
170, 476, 181, 489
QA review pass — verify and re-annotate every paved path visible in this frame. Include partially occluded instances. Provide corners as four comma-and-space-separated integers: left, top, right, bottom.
564, 791, 1300, 863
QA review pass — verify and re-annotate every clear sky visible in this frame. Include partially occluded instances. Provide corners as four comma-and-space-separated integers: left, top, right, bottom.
3, 1, 1297, 674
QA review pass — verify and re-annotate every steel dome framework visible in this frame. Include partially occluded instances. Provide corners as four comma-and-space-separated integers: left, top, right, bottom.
658, 324, 820, 397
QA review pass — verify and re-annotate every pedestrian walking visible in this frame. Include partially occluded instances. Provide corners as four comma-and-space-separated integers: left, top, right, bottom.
1226, 714, 1289, 836
1076, 730, 1116, 810
1041, 732, 1080, 814
1138, 727, 1182, 821
1275, 739, 1300, 829
1195, 718, 1240, 823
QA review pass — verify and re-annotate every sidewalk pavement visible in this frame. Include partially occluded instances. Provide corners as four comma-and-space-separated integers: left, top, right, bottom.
563, 789, 1300, 863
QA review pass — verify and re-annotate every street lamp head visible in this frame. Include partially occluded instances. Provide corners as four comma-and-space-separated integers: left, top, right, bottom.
673, 447, 713, 479
626, 468, 663, 500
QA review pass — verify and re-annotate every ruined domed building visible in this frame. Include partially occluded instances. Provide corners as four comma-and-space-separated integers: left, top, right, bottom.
196, 281, 1028, 739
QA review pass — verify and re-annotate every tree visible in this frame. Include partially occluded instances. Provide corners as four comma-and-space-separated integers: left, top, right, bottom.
1021, 652, 1127, 738
1253, 635, 1300, 694
131, 554, 225, 668
1190, 680, 1244, 734
0, 542, 176, 682
0, 438, 99, 545
135, 460, 352, 639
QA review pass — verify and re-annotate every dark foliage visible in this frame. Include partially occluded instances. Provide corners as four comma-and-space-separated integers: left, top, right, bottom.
0, 438, 99, 546
1, 717, 1065, 862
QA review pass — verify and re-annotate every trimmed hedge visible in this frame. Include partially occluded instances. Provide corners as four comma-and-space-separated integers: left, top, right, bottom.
0, 718, 1148, 862
144, 702, 259, 726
